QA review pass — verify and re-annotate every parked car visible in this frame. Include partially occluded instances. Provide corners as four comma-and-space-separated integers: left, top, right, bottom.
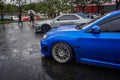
34, 14, 92, 33
39, 14, 48, 19
34, 15, 40, 20
0, 15, 12, 21
10, 16, 18, 21
91, 13, 101, 19
41, 11, 120, 69
22, 16, 30, 21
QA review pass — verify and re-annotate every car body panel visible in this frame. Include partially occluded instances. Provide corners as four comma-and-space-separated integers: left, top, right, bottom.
80, 32, 120, 64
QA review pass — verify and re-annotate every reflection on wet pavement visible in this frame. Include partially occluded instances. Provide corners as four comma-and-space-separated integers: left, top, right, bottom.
0, 22, 120, 80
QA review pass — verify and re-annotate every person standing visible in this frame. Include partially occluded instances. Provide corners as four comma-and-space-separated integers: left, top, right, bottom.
18, 13, 23, 27
29, 11, 34, 25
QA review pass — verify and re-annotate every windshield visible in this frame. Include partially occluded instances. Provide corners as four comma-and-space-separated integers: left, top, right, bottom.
76, 13, 108, 29
77, 13, 89, 18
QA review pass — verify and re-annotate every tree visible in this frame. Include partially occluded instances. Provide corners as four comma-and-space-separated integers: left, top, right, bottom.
6, 4, 18, 13
20, 0, 72, 16
10, 0, 27, 14
0, 0, 5, 21
10, 0, 27, 25
74, 0, 90, 13
36, 0, 70, 18
0, 0, 4, 12
0, 0, 5, 28
115, 0, 120, 10
89, 0, 112, 14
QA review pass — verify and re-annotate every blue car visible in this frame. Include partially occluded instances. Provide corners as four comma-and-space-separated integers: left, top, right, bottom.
41, 11, 120, 69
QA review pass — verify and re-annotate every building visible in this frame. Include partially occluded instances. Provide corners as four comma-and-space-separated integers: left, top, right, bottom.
75, 2, 117, 13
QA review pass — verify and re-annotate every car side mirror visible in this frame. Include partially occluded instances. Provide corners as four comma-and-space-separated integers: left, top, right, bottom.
92, 25, 101, 34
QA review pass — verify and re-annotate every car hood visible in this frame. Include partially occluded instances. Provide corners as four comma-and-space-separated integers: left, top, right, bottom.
45, 24, 84, 40
52, 25, 77, 31
35, 19, 53, 25
47, 25, 80, 35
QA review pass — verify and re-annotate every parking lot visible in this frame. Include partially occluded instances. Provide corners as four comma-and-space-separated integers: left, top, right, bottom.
0, 22, 120, 80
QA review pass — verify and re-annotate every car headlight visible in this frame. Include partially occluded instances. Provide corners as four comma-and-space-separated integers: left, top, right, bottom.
43, 35, 47, 39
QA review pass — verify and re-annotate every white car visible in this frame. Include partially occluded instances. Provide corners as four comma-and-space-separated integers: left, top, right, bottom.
10, 16, 18, 21
34, 13, 92, 33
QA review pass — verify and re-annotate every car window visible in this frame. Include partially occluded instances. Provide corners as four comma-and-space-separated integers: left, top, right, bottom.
77, 13, 88, 18
58, 15, 79, 20
98, 15, 120, 32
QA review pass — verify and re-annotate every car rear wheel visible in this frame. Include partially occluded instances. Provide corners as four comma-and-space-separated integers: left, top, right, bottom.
51, 42, 73, 63
41, 24, 51, 33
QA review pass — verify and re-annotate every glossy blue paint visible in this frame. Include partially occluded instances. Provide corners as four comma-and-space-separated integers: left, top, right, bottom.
41, 11, 120, 69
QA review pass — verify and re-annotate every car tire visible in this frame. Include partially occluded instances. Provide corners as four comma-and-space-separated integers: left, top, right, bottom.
51, 42, 74, 63
41, 24, 51, 33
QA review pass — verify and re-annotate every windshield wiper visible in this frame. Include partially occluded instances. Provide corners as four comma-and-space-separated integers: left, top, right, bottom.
76, 23, 86, 29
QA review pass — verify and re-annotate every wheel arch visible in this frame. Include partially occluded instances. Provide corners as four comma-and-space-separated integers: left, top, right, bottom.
41, 23, 52, 28
41, 23, 52, 33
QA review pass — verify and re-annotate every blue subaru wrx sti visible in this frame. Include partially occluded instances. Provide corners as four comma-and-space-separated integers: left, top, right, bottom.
41, 11, 120, 69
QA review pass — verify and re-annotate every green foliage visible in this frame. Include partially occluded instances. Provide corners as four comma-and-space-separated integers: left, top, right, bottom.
0, 0, 5, 11
0, 0, 114, 15
6, 4, 18, 12
40, 0, 71, 14
89, 0, 112, 13
22, 0, 71, 14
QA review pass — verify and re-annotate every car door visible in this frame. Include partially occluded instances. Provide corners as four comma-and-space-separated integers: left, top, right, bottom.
53, 14, 80, 27
79, 15, 120, 65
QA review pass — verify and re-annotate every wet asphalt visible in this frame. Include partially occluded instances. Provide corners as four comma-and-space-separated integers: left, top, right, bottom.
0, 22, 120, 80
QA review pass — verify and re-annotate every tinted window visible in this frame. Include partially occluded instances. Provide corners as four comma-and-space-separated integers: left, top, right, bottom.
77, 13, 88, 18
58, 15, 79, 20
99, 15, 120, 32
99, 15, 120, 26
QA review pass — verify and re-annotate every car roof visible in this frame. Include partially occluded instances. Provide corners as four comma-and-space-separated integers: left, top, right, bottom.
60, 13, 78, 15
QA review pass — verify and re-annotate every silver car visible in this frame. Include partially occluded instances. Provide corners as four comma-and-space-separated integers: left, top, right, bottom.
34, 13, 92, 33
